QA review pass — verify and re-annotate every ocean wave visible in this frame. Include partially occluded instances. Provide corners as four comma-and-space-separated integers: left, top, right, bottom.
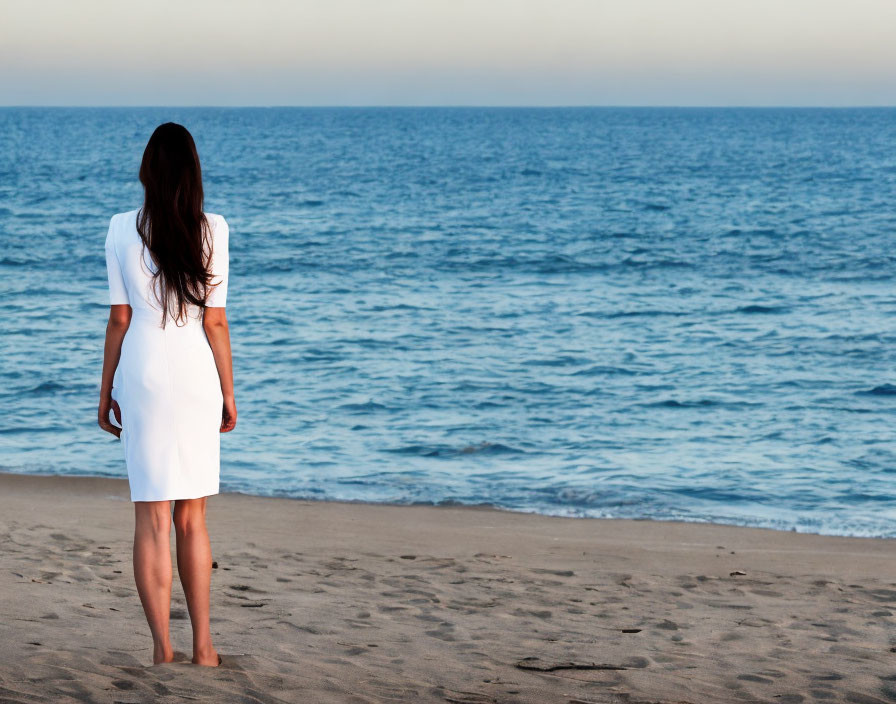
384, 442, 525, 457
440, 254, 694, 274
600, 309, 689, 319
733, 304, 787, 314
366, 303, 427, 312
570, 365, 639, 377
857, 384, 896, 396
523, 355, 589, 367
336, 401, 389, 413
29, 381, 66, 395
641, 399, 760, 410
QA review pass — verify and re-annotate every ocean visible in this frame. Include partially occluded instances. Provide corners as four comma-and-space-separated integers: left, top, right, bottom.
2, 107, 896, 538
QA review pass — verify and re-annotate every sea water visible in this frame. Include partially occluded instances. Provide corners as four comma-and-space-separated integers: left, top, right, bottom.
2, 107, 896, 537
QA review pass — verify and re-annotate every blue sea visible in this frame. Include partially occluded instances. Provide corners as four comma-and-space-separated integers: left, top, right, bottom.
2, 107, 896, 538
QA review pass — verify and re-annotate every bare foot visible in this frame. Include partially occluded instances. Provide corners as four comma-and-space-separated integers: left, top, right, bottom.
192, 645, 220, 667
152, 643, 175, 665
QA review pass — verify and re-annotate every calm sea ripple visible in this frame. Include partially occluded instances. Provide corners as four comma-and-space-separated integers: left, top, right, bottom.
1, 107, 896, 537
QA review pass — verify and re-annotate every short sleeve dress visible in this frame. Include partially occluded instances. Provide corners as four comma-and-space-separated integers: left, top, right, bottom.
105, 209, 229, 501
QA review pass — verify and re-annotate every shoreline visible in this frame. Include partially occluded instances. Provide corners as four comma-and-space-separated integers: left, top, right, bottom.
2, 470, 890, 542
2, 472, 895, 703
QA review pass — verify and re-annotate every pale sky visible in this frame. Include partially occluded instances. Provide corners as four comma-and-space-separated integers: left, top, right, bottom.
2, 0, 895, 106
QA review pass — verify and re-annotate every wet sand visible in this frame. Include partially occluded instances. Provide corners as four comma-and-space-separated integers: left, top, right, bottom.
1, 472, 895, 703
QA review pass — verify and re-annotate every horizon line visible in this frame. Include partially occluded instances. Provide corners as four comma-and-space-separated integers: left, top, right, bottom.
2, 104, 896, 110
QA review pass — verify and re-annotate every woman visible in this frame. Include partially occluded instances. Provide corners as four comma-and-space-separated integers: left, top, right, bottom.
97, 122, 236, 667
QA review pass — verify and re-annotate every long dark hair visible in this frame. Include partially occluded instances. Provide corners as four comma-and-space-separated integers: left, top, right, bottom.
136, 122, 214, 327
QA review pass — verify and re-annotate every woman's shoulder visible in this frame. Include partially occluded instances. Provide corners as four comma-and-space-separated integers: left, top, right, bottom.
204, 212, 228, 226
111, 208, 140, 219
105, 209, 140, 245
204, 212, 229, 240
108, 208, 140, 226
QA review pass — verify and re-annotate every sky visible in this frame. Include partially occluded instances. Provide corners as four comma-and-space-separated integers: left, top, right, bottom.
2, 0, 895, 106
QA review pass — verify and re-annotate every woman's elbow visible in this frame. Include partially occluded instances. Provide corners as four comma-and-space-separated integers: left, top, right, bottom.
203, 307, 229, 329
107, 305, 131, 329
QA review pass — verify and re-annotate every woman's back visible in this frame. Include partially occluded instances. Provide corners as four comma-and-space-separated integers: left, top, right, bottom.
105, 209, 229, 323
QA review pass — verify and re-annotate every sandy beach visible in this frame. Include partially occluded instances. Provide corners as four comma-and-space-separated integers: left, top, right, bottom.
1, 473, 895, 703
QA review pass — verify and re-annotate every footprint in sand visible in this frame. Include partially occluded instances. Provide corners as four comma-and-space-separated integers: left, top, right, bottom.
530, 568, 575, 577
654, 619, 679, 630
512, 608, 552, 620
808, 688, 836, 699
359, 678, 422, 701
441, 688, 496, 703
424, 622, 456, 641
867, 589, 896, 603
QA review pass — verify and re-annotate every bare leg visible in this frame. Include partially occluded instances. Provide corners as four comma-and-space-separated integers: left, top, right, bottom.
173, 497, 219, 666
133, 501, 174, 665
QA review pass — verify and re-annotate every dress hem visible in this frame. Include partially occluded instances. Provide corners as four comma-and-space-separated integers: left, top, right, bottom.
130, 490, 220, 503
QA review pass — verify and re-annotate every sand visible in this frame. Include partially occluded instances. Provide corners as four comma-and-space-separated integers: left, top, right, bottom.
1, 473, 895, 703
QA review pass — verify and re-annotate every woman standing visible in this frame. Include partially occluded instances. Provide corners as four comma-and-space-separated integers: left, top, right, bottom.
97, 123, 236, 667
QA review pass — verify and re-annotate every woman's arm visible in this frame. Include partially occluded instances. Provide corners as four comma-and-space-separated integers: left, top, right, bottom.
98, 304, 131, 437
203, 306, 237, 432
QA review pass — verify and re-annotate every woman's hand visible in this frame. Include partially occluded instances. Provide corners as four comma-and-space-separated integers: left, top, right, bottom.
221, 395, 237, 433
98, 395, 122, 438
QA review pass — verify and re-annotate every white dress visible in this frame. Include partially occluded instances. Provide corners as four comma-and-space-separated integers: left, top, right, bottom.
105, 209, 229, 502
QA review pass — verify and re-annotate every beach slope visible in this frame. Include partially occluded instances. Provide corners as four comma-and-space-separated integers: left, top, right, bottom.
1, 473, 895, 703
